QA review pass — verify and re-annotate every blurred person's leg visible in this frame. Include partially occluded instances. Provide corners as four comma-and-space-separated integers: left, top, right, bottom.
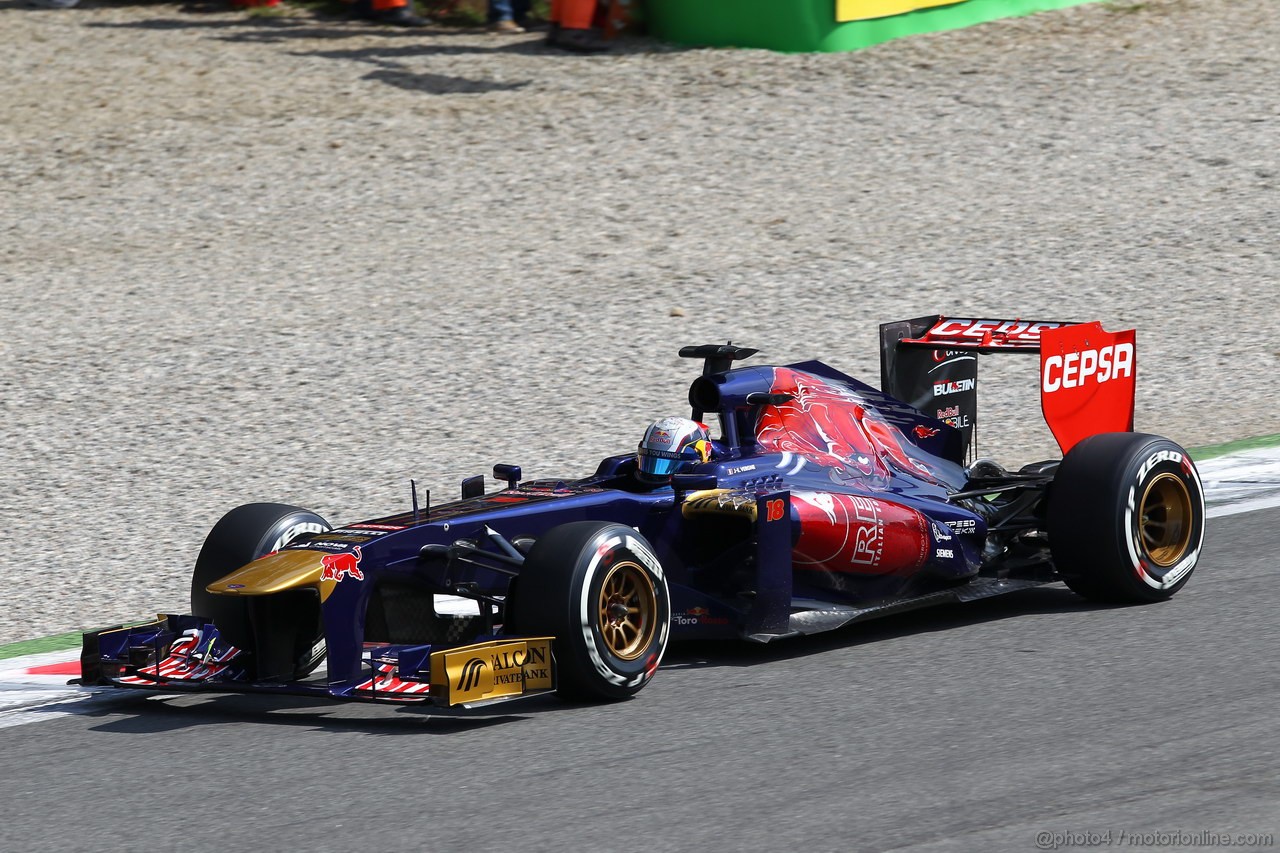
488, 0, 525, 32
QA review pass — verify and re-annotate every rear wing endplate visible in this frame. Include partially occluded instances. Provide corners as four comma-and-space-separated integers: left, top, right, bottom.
880, 316, 1136, 458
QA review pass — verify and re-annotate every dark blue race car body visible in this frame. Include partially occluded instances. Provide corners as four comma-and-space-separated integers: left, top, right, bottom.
80, 320, 1206, 707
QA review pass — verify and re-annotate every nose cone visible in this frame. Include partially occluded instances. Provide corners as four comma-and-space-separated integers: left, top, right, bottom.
207, 550, 337, 601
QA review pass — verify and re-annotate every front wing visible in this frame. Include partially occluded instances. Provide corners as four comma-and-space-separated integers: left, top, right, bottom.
78, 615, 556, 708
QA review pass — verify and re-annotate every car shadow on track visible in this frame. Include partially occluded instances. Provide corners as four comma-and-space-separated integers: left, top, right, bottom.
80, 690, 548, 735
662, 584, 1128, 671
77, 585, 1125, 734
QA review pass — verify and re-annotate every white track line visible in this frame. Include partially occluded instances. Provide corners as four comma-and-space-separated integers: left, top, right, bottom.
0, 649, 113, 729
1198, 446, 1280, 518
0, 687, 119, 731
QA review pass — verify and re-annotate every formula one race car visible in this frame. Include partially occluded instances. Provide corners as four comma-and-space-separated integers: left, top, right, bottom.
79, 316, 1206, 707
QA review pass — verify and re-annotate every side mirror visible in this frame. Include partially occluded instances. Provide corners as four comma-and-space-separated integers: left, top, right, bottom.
493, 464, 522, 490
461, 475, 485, 500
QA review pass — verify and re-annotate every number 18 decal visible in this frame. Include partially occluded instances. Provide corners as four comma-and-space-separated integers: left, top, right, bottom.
765, 499, 785, 523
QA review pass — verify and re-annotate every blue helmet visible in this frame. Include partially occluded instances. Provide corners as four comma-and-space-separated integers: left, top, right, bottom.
636, 417, 713, 484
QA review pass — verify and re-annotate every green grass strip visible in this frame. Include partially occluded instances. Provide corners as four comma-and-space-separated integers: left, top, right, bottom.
0, 631, 84, 662
1189, 433, 1280, 461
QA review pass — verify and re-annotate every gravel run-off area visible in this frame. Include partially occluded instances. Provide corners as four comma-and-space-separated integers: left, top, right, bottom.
0, 0, 1276, 643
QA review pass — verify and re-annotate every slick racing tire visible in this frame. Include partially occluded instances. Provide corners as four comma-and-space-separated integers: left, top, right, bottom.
514, 521, 670, 701
191, 503, 331, 680
1048, 433, 1205, 603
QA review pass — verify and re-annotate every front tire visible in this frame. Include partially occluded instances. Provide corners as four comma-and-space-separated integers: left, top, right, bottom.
513, 521, 670, 701
1048, 433, 1205, 603
191, 502, 331, 679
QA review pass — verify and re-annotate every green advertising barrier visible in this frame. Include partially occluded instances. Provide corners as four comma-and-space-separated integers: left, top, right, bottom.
646, 0, 1100, 53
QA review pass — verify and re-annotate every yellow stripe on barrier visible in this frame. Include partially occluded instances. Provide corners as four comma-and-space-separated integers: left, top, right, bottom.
836, 0, 968, 23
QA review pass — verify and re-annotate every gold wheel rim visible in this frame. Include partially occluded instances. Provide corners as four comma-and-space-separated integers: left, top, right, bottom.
597, 560, 656, 661
1140, 473, 1193, 567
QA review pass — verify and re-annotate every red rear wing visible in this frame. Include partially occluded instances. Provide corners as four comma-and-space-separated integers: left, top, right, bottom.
894, 316, 1075, 352
1038, 323, 1135, 453
880, 316, 1136, 458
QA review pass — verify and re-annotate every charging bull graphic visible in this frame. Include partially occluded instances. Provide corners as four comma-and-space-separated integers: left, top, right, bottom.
320, 546, 364, 582
757, 367, 945, 489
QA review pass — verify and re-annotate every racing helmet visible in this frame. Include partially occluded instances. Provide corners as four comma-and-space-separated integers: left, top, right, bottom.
636, 417, 713, 484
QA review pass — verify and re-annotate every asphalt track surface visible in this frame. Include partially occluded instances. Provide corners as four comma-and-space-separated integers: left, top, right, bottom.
1, 506, 1276, 853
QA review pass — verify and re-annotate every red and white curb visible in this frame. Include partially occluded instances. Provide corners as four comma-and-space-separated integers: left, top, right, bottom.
1, 447, 1277, 729
0, 650, 122, 731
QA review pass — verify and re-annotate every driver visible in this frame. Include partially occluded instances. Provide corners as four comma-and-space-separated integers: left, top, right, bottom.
636, 417, 715, 485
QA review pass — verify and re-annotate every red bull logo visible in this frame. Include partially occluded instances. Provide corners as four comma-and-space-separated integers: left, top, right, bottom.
320, 546, 364, 582
757, 367, 946, 487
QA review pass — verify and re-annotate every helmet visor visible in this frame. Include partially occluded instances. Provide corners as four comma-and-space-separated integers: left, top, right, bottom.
637, 452, 683, 481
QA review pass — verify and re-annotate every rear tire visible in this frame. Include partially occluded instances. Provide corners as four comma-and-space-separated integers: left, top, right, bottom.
513, 521, 670, 701
1048, 433, 1204, 603
191, 503, 331, 679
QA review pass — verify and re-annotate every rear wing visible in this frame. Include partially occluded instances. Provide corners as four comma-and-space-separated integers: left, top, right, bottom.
880, 316, 1136, 458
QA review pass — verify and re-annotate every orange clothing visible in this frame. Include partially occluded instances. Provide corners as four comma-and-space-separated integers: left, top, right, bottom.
550, 0, 601, 30
347, 0, 408, 11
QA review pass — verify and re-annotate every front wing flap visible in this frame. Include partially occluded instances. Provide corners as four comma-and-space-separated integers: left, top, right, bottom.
78, 617, 556, 708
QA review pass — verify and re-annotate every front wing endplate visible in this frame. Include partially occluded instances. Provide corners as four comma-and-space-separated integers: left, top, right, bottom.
430, 637, 556, 707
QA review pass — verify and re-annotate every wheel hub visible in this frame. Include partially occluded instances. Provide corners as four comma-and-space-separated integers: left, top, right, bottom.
1140, 472, 1193, 567
596, 559, 657, 661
